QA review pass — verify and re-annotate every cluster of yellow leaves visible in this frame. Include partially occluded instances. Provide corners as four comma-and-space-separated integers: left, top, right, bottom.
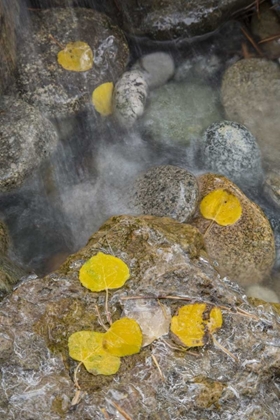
171, 303, 223, 348
68, 317, 142, 375
57, 41, 94, 72
200, 189, 242, 226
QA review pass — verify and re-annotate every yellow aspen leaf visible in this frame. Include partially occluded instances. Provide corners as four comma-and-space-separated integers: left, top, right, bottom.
57, 41, 93, 72
170, 303, 223, 348
103, 318, 142, 357
79, 252, 130, 292
92, 82, 114, 116
68, 331, 121, 375
199, 189, 242, 226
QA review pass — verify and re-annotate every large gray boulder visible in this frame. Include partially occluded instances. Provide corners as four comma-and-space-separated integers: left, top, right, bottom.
0, 215, 279, 419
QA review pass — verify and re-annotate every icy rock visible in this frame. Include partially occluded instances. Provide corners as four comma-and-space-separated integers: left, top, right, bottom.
17, 8, 129, 119
175, 54, 222, 83
0, 96, 58, 192
140, 81, 222, 146
221, 58, 280, 167
246, 285, 279, 303
192, 173, 275, 287
0, 214, 280, 419
133, 52, 175, 89
113, 70, 148, 128
130, 165, 199, 222
200, 121, 263, 187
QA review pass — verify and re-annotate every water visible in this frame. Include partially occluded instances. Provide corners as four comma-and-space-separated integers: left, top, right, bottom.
1, 1, 280, 301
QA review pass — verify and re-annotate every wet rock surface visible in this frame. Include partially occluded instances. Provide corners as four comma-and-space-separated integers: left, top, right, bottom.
200, 121, 263, 188
0, 214, 280, 419
140, 81, 222, 146
221, 58, 280, 167
131, 165, 199, 222
0, 96, 58, 192
133, 52, 175, 90
192, 173, 275, 287
17, 7, 129, 118
112, 0, 253, 41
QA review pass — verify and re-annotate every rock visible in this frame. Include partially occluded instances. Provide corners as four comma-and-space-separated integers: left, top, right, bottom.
140, 81, 222, 146
246, 285, 279, 303
112, 0, 253, 41
192, 173, 275, 287
113, 70, 148, 128
271, 0, 280, 17
0, 96, 58, 192
251, 3, 280, 57
0, 0, 20, 94
0, 214, 280, 419
221, 58, 280, 167
130, 165, 199, 222
0, 221, 8, 255
133, 52, 175, 90
175, 54, 222, 83
17, 8, 129, 119
264, 169, 280, 207
200, 121, 263, 188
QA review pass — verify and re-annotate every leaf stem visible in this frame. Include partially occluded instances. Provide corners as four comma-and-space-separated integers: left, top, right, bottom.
73, 361, 82, 390
105, 288, 112, 326
95, 304, 108, 331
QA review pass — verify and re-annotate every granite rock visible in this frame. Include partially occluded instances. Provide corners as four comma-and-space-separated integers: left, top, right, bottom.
133, 52, 175, 90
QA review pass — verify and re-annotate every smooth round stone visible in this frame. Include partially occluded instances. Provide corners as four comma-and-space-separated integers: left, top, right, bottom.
200, 121, 263, 187
17, 8, 129, 119
133, 52, 175, 89
0, 97, 58, 191
246, 285, 279, 303
113, 70, 148, 128
141, 81, 222, 146
221, 58, 280, 167
131, 165, 199, 223
192, 173, 275, 287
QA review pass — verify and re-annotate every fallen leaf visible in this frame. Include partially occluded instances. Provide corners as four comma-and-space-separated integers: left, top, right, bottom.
122, 299, 171, 346
103, 318, 142, 357
68, 330, 121, 375
199, 189, 242, 226
57, 41, 93, 72
92, 82, 114, 116
170, 303, 223, 348
79, 252, 130, 292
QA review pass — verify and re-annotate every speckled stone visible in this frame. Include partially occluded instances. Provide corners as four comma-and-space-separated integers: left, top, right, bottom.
113, 70, 148, 128
221, 58, 280, 166
192, 173, 275, 287
0, 96, 58, 191
200, 121, 263, 187
141, 81, 222, 146
131, 165, 199, 222
16, 8, 129, 119
133, 52, 175, 90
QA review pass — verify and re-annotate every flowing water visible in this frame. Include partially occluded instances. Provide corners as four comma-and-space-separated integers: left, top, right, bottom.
1, 0, 280, 300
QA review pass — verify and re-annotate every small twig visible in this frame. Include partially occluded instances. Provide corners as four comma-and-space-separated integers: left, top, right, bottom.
212, 335, 239, 363
258, 32, 280, 44
235, 307, 259, 321
105, 288, 112, 326
241, 26, 264, 56
256, 0, 260, 19
242, 42, 254, 59
48, 34, 64, 50
73, 361, 82, 390
100, 408, 111, 420
71, 389, 83, 406
121, 295, 192, 302
151, 354, 165, 381
94, 304, 108, 331
111, 401, 133, 420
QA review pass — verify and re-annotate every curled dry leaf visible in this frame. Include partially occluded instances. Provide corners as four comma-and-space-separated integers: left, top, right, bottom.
199, 189, 242, 226
57, 41, 93, 72
170, 303, 223, 348
79, 252, 130, 292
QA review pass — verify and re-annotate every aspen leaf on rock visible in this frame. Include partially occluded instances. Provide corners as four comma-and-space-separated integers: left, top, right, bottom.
103, 318, 142, 357
57, 41, 93, 72
68, 331, 121, 375
92, 82, 114, 116
199, 189, 242, 226
170, 303, 223, 348
79, 252, 130, 292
